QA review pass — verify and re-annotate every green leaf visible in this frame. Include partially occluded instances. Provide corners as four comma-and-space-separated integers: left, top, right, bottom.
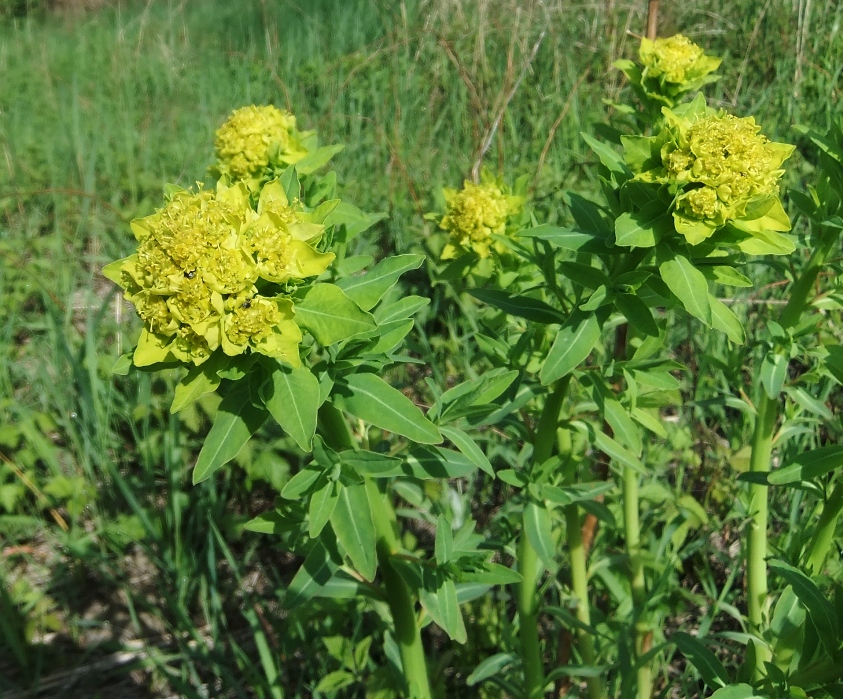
435, 516, 453, 565
325, 201, 387, 242
603, 398, 642, 455
285, 540, 339, 609
557, 262, 611, 290
785, 387, 833, 420
672, 631, 729, 689
466, 653, 517, 686
523, 502, 557, 572
460, 563, 522, 586
705, 266, 753, 287
614, 201, 672, 248
260, 362, 320, 451
294, 144, 344, 175
568, 192, 612, 235
768, 445, 843, 484
708, 685, 764, 699
760, 351, 788, 399
470, 288, 566, 324
440, 426, 494, 476
171, 357, 224, 413
281, 465, 323, 499
374, 295, 430, 324
540, 311, 601, 385
582, 132, 628, 176
295, 283, 377, 345
366, 319, 414, 355
309, 479, 339, 538
541, 481, 614, 506
335, 373, 441, 444
519, 225, 607, 252
314, 670, 355, 693
615, 294, 659, 337
710, 296, 745, 344
659, 255, 711, 325
399, 447, 476, 479
336, 254, 424, 311
419, 572, 466, 643
592, 429, 645, 474
193, 382, 268, 484
339, 450, 401, 477
330, 483, 377, 581
769, 560, 839, 652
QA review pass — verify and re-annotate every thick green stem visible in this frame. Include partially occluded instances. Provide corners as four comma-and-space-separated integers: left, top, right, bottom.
518, 379, 570, 699
743, 237, 835, 681
518, 533, 544, 699
807, 479, 843, 574
623, 465, 650, 699
319, 403, 431, 698
747, 393, 776, 677
366, 480, 432, 699
565, 504, 603, 699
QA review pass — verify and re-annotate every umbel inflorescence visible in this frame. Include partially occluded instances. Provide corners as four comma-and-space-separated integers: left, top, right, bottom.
615, 33, 721, 109
104, 180, 333, 368
438, 179, 524, 261
214, 105, 311, 186
624, 95, 795, 248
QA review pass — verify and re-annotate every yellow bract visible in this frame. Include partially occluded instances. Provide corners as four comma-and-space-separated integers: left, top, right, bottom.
214, 105, 308, 182
104, 180, 334, 368
439, 181, 523, 260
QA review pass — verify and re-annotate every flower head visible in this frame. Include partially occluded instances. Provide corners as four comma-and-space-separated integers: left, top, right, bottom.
104, 180, 334, 367
623, 96, 795, 247
616, 34, 721, 108
214, 105, 308, 184
439, 180, 523, 261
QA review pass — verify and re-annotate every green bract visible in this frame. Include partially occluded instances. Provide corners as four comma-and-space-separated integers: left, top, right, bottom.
622, 95, 795, 249
103, 179, 334, 368
615, 34, 721, 108
438, 175, 524, 262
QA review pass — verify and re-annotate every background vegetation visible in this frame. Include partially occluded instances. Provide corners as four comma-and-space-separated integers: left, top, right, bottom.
1, 0, 842, 696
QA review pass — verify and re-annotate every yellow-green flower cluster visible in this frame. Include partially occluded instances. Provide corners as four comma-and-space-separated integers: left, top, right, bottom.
439, 181, 524, 260
615, 34, 720, 108
104, 180, 334, 368
641, 34, 719, 87
214, 105, 309, 185
625, 97, 794, 246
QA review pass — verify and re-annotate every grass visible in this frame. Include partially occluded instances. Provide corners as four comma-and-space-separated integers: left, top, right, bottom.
0, 0, 842, 696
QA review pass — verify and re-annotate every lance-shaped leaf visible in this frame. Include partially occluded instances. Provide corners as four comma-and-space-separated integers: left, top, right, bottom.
519, 224, 607, 252
330, 483, 377, 582
295, 283, 377, 345
615, 200, 673, 248
171, 352, 227, 412
593, 429, 645, 474
193, 381, 268, 484
260, 362, 320, 451
710, 295, 746, 344
769, 560, 839, 653
470, 288, 566, 324
760, 351, 788, 399
524, 501, 557, 573
615, 293, 659, 337
419, 570, 467, 643
439, 426, 494, 476
541, 310, 601, 385
466, 653, 517, 686
335, 373, 442, 444
659, 255, 711, 325
768, 445, 843, 485
285, 540, 339, 609
309, 479, 339, 538
672, 632, 729, 690
336, 254, 424, 311
325, 202, 387, 243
